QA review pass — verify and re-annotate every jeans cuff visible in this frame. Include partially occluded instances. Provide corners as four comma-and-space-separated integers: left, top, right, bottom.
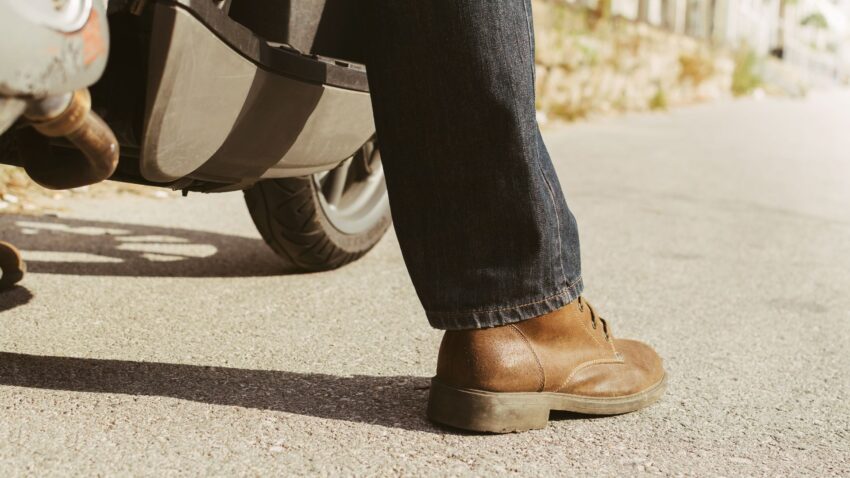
424, 277, 584, 330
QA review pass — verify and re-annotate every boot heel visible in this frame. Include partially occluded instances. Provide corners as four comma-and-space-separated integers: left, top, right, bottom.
426, 378, 550, 433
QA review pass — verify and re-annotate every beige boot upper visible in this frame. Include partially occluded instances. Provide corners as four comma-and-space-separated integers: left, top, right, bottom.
435, 297, 665, 398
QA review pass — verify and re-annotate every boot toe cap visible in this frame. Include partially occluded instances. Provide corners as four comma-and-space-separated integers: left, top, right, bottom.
561, 338, 665, 398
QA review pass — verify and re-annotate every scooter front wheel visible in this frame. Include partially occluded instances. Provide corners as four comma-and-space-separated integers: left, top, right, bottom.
243, 138, 391, 273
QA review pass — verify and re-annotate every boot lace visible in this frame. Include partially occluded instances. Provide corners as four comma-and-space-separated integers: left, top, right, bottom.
578, 297, 610, 341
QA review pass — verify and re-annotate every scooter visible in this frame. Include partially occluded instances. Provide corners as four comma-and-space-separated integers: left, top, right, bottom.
0, 0, 391, 286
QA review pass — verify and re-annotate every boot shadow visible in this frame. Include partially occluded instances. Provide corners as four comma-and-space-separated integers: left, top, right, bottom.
0, 352, 453, 433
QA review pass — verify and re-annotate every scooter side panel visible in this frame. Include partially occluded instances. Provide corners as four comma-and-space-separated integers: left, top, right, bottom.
141, 5, 374, 184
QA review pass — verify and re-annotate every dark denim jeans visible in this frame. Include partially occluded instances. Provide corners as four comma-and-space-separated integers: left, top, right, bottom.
364, 0, 583, 330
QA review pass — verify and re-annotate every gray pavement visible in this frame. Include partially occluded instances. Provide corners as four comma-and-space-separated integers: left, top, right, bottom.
1, 91, 849, 476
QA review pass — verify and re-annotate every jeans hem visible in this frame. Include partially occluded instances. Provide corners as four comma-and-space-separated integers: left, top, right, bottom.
425, 277, 584, 330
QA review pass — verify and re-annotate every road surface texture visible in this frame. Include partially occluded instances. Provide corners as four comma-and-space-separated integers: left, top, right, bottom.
1, 91, 849, 476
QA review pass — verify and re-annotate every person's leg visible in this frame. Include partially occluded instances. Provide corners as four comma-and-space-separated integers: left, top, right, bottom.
364, 0, 666, 433
364, 0, 582, 330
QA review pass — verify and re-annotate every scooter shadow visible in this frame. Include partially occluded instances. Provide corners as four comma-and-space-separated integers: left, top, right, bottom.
0, 214, 285, 278
0, 352, 448, 434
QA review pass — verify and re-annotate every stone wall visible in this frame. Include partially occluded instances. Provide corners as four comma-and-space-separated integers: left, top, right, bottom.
532, 1, 737, 121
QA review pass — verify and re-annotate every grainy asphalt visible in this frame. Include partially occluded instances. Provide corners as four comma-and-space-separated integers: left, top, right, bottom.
1, 91, 849, 476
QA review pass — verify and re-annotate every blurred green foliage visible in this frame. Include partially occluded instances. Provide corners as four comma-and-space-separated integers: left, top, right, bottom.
800, 12, 829, 29
649, 87, 669, 110
731, 48, 764, 96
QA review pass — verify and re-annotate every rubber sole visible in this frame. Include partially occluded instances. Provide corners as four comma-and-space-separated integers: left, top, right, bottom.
426, 375, 667, 433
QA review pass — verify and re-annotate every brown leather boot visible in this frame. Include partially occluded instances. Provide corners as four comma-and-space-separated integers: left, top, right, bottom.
427, 297, 666, 433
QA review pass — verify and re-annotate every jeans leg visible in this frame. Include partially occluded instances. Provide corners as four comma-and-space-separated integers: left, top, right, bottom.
364, 0, 583, 330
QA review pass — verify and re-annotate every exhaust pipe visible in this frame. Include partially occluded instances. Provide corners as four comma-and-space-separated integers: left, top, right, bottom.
22, 88, 119, 190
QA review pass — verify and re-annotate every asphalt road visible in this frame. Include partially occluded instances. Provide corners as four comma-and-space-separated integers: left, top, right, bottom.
1, 91, 849, 476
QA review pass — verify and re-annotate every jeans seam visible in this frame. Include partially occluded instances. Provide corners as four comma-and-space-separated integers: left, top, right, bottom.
426, 276, 582, 318
522, 0, 569, 289
536, 149, 568, 286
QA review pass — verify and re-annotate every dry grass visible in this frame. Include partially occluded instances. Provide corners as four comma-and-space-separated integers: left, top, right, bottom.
0, 165, 175, 215
678, 52, 716, 85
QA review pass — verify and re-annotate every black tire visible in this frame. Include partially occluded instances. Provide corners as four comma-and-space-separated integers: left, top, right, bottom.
243, 142, 391, 273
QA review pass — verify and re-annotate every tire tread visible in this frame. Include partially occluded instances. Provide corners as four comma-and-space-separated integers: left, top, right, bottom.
244, 176, 390, 273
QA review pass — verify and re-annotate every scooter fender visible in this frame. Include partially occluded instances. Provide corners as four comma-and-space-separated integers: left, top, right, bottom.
0, 0, 110, 133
